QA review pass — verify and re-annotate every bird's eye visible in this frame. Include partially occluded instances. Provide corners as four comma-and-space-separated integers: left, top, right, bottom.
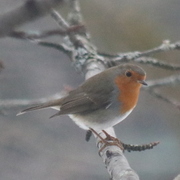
125, 71, 132, 77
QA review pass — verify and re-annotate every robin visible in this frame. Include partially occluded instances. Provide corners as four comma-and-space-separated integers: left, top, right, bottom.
17, 64, 147, 150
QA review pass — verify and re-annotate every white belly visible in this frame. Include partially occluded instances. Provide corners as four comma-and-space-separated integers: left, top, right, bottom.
68, 109, 133, 131
51, 105, 133, 131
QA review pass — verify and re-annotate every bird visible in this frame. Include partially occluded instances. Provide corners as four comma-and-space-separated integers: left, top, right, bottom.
17, 64, 147, 149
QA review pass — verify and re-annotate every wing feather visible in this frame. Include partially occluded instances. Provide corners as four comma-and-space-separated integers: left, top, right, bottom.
59, 85, 114, 115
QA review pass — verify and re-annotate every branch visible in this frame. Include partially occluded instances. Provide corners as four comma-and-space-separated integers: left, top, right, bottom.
148, 89, 180, 110
38, 41, 73, 57
94, 128, 140, 180
144, 75, 180, 109
8, 1, 139, 179
0, 0, 65, 37
138, 40, 180, 56
0, 93, 63, 110
10, 25, 84, 40
174, 174, 180, 180
61, 2, 140, 179
0, 1, 138, 178
51, 9, 88, 48
100, 40, 180, 59
102, 40, 180, 70
68, 0, 83, 26
126, 57, 180, 70
45, 6, 179, 178
146, 75, 180, 88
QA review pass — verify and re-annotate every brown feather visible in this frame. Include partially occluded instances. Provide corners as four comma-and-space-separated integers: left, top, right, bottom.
17, 99, 63, 116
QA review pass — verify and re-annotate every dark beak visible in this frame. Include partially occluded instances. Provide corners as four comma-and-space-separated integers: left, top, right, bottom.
138, 80, 148, 86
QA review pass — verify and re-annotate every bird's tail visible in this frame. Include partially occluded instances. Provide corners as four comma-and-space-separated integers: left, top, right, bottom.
16, 99, 63, 116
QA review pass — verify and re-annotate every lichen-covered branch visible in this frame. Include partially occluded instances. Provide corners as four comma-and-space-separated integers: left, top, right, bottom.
101, 40, 180, 70
100, 40, 180, 59
94, 128, 140, 180
116, 56, 180, 70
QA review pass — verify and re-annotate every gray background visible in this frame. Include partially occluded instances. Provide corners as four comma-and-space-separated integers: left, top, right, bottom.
0, 0, 180, 180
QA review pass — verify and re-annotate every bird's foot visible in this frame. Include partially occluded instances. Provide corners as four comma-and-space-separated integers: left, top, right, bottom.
99, 130, 124, 152
89, 128, 124, 153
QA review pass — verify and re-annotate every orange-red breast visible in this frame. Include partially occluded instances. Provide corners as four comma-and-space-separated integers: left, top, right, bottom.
17, 64, 147, 132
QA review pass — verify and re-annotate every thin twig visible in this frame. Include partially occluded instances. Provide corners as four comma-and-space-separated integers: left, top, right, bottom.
107, 56, 180, 70
139, 40, 180, 55
101, 40, 180, 70
51, 9, 83, 48
68, 0, 88, 37
130, 57, 180, 70
100, 40, 180, 59
51, 9, 69, 30
144, 75, 180, 109
68, 0, 82, 25
148, 89, 180, 110
0, 93, 63, 110
146, 75, 180, 88
37, 41, 73, 57
10, 25, 84, 40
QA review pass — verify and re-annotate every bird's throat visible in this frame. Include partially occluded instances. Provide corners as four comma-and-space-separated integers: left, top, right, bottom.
114, 77, 141, 114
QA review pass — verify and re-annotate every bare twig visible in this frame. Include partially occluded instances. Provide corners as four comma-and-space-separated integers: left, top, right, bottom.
51, 2, 140, 179
0, 93, 63, 110
51, 9, 103, 73
144, 75, 180, 109
68, 0, 82, 25
139, 40, 180, 55
10, 25, 84, 40
51, 10, 69, 29
147, 75, 180, 88
102, 40, 180, 70
106, 56, 180, 70
101, 40, 180, 59
38, 41, 73, 57
68, 0, 88, 37
148, 89, 180, 110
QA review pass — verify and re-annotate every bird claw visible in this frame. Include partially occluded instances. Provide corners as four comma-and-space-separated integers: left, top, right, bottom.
99, 130, 124, 152
89, 129, 160, 154
89, 128, 124, 153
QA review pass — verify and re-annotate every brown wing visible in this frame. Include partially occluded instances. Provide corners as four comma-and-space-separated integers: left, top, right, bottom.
57, 70, 116, 116
59, 87, 114, 115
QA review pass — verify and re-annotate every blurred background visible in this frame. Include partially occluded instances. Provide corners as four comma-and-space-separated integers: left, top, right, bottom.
0, 0, 180, 180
